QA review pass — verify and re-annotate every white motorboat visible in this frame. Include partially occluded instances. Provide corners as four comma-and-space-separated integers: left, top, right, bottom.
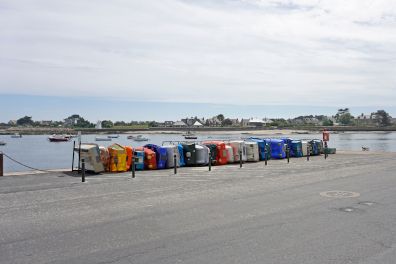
127, 135, 149, 142
48, 135, 70, 142
95, 136, 112, 142
183, 131, 197, 139
11, 133, 22, 138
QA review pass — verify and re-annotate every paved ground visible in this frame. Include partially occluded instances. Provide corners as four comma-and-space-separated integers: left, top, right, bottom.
1, 152, 396, 264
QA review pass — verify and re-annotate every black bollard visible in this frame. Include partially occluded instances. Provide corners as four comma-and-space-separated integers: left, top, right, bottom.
264, 148, 267, 166
72, 141, 75, 172
239, 150, 243, 168
307, 145, 310, 161
324, 142, 328, 159
131, 156, 135, 178
0, 152, 3, 177
78, 141, 81, 172
287, 147, 290, 163
81, 158, 85, 182
209, 151, 212, 171
174, 154, 177, 174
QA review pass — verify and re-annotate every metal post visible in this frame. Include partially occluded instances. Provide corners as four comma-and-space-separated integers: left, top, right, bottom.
307, 144, 310, 161
131, 155, 135, 178
287, 147, 290, 163
239, 150, 243, 168
81, 158, 85, 182
78, 141, 81, 172
209, 151, 212, 171
324, 142, 328, 159
72, 141, 75, 172
0, 152, 3, 177
174, 154, 177, 174
264, 149, 268, 166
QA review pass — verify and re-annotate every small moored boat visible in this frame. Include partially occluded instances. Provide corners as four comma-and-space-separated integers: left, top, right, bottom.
127, 135, 149, 141
107, 135, 119, 138
183, 131, 197, 139
11, 133, 22, 138
95, 136, 112, 142
48, 135, 70, 142
0, 141, 6, 146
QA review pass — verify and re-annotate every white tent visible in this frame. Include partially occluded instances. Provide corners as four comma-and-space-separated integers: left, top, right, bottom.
193, 121, 203, 127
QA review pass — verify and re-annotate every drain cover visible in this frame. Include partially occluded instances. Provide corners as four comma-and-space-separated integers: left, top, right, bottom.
320, 191, 360, 198
358, 201, 375, 206
340, 207, 355, 212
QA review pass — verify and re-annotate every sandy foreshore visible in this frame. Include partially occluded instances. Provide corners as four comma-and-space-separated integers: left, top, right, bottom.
125, 129, 314, 135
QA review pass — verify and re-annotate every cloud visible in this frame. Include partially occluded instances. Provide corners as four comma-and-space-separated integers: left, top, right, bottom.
0, 0, 396, 107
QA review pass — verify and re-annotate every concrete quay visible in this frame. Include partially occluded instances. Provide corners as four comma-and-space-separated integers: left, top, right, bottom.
1, 152, 396, 264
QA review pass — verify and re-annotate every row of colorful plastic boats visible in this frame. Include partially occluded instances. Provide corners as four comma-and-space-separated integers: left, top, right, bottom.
75, 138, 330, 173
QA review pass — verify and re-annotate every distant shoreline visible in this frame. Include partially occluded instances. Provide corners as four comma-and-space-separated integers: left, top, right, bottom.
1, 126, 396, 135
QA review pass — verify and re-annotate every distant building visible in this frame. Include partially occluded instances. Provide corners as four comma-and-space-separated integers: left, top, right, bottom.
355, 113, 376, 126
248, 118, 266, 127
95, 121, 102, 129
39, 120, 53, 126
303, 117, 320, 125
8, 120, 17, 126
164, 121, 174, 127
262, 118, 273, 125
229, 118, 239, 126
241, 118, 250, 127
173, 121, 187, 127
206, 116, 222, 127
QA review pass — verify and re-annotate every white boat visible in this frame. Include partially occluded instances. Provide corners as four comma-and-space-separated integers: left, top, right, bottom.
183, 131, 197, 139
95, 136, 112, 142
244, 141, 259, 162
48, 135, 70, 142
195, 144, 210, 165
0, 141, 6, 146
74, 143, 105, 173
227, 140, 247, 162
11, 133, 22, 138
127, 135, 149, 141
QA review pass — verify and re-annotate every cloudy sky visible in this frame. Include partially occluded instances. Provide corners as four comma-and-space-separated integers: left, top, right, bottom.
1, 0, 396, 121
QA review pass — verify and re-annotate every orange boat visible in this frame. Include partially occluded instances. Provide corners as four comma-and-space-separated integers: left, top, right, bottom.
124, 146, 133, 171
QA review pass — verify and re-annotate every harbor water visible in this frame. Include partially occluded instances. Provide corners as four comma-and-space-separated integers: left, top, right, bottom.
1, 131, 396, 173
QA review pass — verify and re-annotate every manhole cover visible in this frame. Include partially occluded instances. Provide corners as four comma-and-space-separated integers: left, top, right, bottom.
340, 207, 355, 212
358, 201, 375, 206
320, 191, 360, 198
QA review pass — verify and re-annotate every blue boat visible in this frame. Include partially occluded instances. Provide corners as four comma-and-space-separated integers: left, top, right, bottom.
289, 140, 303, 157
280, 137, 293, 147
310, 140, 322, 156
134, 150, 145, 170
177, 144, 186, 167
270, 139, 286, 159
144, 144, 168, 169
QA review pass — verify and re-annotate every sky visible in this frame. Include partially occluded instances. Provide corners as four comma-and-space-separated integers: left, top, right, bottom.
1, 0, 396, 122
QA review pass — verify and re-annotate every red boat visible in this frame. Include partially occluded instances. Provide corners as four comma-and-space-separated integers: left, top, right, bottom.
48, 135, 70, 142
